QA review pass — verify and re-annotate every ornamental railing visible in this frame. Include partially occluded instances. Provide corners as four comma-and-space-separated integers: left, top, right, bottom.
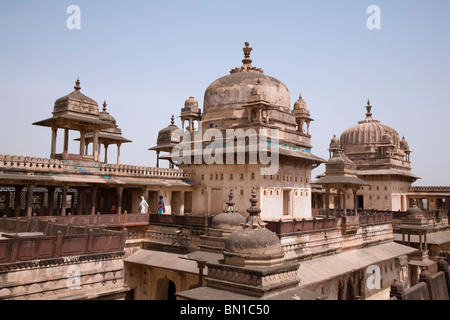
0, 154, 194, 180
0, 216, 127, 264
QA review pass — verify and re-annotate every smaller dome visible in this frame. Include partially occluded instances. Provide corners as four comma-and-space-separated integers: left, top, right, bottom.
293, 94, 309, 114
327, 150, 354, 165
184, 96, 198, 108
99, 101, 117, 124
211, 190, 246, 231
329, 134, 339, 149
400, 136, 409, 150
211, 213, 246, 231
406, 199, 424, 217
247, 79, 269, 103
224, 189, 283, 259
225, 228, 282, 256
156, 115, 180, 146
330, 134, 339, 145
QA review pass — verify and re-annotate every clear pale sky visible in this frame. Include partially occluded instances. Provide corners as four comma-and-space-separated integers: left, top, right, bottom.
0, 0, 448, 186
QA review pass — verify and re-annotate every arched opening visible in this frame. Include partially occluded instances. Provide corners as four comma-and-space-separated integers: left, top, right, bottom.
168, 280, 176, 301
155, 277, 177, 300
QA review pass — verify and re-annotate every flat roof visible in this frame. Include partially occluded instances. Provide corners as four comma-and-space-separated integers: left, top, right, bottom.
124, 249, 201, 274
297, 241, 417, 287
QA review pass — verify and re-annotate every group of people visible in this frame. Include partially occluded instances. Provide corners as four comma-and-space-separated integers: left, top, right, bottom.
139, 195, 165, 214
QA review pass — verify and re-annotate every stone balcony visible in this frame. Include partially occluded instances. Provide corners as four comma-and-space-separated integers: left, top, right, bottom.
0, 154, 194, 180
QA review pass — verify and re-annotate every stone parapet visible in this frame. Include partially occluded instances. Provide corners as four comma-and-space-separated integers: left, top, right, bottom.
0, 154, 194, 180
0, 217, 127, 265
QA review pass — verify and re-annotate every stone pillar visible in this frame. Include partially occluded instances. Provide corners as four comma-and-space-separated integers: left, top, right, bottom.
117, 143, 122, 165
325, 188, 330, 217
117, 186, 124, 215
47, 186, 55, 216
93, 129, 99, 162
156, 151, 160, 168
337, 189, 341, 214
79, 131, 86, 156
104, 143, 109, 163
63, 128, 69, 154
352, 187, 358, 215
343, 187, 347, 216
26, 185, 35, 217
51, 127, 58, 158
90, 186, 97, 215
61, 185, 68, 216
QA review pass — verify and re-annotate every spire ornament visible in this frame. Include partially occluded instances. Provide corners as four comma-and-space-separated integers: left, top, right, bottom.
243, 189, 266, 229
365, 99, 372, 118
242, 41, 253, 65
74, 77, 81, 91
230, 42, 264, 74
224, 190, 238, 213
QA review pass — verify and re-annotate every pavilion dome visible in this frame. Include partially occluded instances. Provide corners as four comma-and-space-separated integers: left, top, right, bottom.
202, 42, 290, 119
184, 96, 199, 108
400, 136, 409, 150
329, 134, 339, 148
99, 101, 117, 125
293, 94, 310, 115
405, 199, 424, 217
53, 78, 100, 117
340, 100, 400, 147
156, 115, 180, 146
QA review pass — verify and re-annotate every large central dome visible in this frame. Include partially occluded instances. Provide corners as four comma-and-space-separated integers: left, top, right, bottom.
202, 42, 290, 120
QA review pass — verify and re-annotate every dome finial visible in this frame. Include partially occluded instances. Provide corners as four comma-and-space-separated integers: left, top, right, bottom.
230, 41, 263, 74
242, 41, 253, 65
74, 77, 81, 91
247, 189, 260, 214
243, 188, 266, 229
224, 190, 238, 213
170, 115, 175, 125
102, 100, 107, 112
365, 99, 372, 118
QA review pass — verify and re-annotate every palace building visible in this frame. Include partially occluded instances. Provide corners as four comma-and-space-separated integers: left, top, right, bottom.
312, 99, 419, 213
0, 42, 449, 301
